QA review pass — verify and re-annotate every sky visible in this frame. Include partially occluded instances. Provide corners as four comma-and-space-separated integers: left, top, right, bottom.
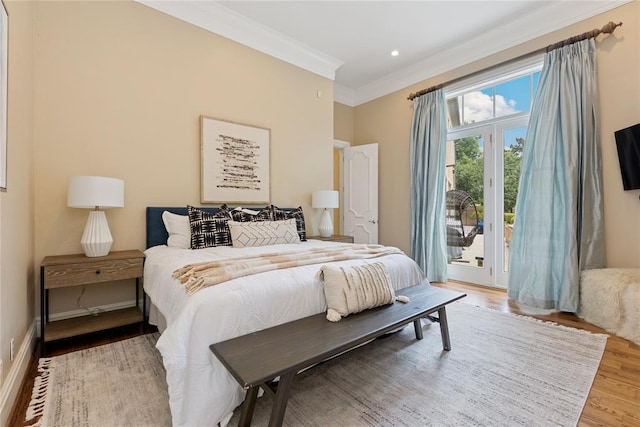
459, 72, 539, 148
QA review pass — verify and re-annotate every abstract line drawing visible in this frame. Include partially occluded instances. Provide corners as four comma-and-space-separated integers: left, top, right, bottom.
215, 135, 262, 191
201, 116, 270, 204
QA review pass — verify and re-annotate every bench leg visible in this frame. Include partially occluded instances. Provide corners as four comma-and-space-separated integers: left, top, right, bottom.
238, 386, 259, 427
438, 306, 452, 351
269, 371, 296, 427
413, 319, 423, 340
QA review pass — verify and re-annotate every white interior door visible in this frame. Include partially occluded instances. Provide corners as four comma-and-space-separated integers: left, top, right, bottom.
343, 143, 378, 244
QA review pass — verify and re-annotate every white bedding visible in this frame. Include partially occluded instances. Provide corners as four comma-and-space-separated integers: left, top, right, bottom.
144, 239, 426, 427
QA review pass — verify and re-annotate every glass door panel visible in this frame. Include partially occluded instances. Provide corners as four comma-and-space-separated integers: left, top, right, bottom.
495, 118, 528, 288
446, 126, 492, 286
502, 127, 525, 271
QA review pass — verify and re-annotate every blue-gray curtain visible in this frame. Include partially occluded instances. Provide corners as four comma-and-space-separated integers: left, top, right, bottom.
508, 38, 605, 312
410, 89, 448, 282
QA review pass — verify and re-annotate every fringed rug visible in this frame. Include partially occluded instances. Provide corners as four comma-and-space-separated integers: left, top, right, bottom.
231, 303, 608, 426
25, 333, 170, 427
26, 303, 607, 427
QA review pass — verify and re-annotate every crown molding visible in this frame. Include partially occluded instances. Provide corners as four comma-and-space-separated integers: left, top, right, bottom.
137, 0, 629, 106
136, 0, 343, 81
333, 83, 356, 107
352, 0, 630, 105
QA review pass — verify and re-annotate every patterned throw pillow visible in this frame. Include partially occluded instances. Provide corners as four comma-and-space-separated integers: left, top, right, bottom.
270, 205, 307, 241
320, 262, 396, 322
188, 205, 232, 249
229, 206, 272, 223
228, 219, 300, 247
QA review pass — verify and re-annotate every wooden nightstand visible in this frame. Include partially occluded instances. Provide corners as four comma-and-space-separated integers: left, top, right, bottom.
40, 250, 145, 356
308, 235, 354, 243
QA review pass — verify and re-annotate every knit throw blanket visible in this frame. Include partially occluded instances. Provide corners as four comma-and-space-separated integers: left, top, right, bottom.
173, 244, 404, 294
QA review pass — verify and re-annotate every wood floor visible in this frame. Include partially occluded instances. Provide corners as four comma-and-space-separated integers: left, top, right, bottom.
8, 282, 640, 427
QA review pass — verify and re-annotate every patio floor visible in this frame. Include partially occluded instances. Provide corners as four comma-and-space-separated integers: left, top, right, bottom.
448, 234, 511, 271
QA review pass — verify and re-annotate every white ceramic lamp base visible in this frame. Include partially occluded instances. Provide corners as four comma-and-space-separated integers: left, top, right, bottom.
318, 208, 334, 238
81, 210, 113, 257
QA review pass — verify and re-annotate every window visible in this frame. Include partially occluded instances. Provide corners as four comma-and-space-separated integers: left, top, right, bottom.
443, 57, 542, 288
447, 70, 540, 128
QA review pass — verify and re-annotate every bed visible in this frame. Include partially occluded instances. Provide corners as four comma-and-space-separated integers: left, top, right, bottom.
143, 206, 426, 426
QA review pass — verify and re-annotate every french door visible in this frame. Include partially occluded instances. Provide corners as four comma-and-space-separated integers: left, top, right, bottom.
446, 117, 527, 288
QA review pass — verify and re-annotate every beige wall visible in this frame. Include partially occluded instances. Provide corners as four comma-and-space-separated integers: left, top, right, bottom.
0, 1, 35, 424
32, 1, 334, 313
354, 1, 640, 267
334, 102, 354, 143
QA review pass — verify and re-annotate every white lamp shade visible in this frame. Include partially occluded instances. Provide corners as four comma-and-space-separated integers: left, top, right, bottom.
312, 190, 339, 209
67, 176, 124, 209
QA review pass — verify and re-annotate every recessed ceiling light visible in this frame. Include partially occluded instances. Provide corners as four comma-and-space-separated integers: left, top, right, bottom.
391, 50, 399, 57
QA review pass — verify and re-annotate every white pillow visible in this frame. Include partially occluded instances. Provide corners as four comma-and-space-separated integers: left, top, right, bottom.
233, 206, 260, 215
162, 211, 190, 249
228, 219, 300, 247
320, 262, 395, 322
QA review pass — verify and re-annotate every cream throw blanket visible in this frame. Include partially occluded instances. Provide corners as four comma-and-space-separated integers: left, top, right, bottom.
173, 244, 404, 294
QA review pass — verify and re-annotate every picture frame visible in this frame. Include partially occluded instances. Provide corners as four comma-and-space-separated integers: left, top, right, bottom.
200, 116, 270, 204
0, 0, 7, 190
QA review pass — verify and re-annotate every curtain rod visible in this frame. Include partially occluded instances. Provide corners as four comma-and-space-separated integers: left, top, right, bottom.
407, 21, 623, 101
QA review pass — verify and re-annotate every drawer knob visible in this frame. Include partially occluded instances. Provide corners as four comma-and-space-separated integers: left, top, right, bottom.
95, 270, 101, 275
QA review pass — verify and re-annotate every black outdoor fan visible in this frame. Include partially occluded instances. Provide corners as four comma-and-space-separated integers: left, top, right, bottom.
446, 189, 480, 248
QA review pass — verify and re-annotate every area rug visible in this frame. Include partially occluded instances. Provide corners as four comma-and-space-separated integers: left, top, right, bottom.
25, 333, 170, 427
232, 302, 607, 426
26, 303, 607, 427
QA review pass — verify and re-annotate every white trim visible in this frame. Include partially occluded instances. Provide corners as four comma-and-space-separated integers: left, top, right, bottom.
135, 0, 343, 81
333, 139, 350, 150
445, 56, 544, 99
333, 84, 356, 107
136, 0, 629, 106
351, 0, 628, 105
0, 323, 37, 427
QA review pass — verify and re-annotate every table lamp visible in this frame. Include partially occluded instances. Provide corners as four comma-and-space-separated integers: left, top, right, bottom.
67, 176, 124, 257
312, 190, 339, 237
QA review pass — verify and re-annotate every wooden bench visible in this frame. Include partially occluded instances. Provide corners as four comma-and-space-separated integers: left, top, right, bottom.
210, 283, 466, 427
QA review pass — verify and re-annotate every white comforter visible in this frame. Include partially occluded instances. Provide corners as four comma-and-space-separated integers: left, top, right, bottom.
144, 240, 425, 427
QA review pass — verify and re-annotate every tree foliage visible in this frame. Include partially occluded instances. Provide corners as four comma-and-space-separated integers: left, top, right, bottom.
452, 136, 523, 214
453, 137, 483, 205
503, 137, 524, 212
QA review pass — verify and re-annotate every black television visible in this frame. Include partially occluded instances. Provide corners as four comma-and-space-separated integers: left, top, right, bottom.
614, 123, 640, 191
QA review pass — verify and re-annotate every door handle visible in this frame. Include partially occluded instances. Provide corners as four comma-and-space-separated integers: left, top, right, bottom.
369, 220, 377, 224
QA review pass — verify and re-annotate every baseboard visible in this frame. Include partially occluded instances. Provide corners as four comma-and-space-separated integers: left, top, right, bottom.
35, 298, 140, 337
0, 322, 37, 427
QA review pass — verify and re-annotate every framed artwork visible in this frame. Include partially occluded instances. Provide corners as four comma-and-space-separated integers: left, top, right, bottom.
0, 0, 7, 190
200, 116, 270, 204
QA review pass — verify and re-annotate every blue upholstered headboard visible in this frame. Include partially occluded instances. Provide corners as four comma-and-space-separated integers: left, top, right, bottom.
146, 206, 222, 249
146, 206, 299, 249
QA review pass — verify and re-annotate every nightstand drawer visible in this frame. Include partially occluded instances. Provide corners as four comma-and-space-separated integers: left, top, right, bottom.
44, 257, 144, 289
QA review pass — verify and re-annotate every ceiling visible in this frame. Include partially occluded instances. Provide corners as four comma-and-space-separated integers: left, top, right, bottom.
137, 0, 628, 106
